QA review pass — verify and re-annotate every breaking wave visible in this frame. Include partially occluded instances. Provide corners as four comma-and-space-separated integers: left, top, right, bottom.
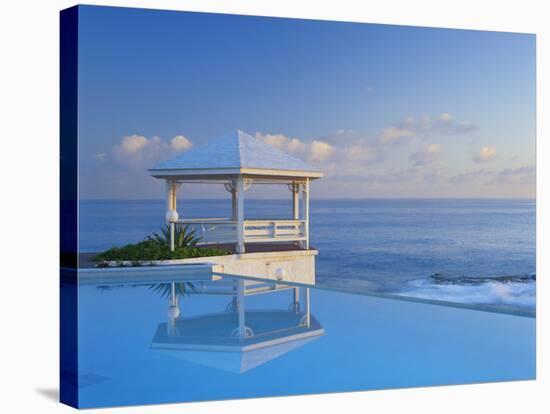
397, 272, 536, 312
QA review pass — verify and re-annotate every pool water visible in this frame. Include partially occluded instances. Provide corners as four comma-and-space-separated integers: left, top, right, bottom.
68, 274, 535, 408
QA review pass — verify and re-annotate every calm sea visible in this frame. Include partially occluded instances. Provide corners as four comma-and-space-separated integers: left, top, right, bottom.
79, 199, 536, 313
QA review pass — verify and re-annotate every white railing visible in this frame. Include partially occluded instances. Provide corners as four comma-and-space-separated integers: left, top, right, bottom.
176, 218, 306, 245
244, 220, 306, 243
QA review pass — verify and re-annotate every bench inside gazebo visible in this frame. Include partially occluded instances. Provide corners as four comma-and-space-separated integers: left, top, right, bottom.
149, 130, 323, 253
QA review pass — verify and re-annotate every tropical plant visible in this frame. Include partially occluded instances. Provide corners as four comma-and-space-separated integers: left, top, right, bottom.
147, 224, 200, 249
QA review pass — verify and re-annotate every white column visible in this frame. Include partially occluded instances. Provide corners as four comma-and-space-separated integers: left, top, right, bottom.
305, 178, 310, 249
292, 182, 300, 220
301, 178, 309, 249
171, 182, 176, 251
171, 182, 177, 213
236, 176, 245, 253
165, 180, 174, 251
165, 180, 179, 252
169, 222, 175, 251
231, 188, 237, 221
165, 179, 173, 213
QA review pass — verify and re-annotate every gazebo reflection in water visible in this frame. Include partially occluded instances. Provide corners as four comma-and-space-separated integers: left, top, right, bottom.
151, 277, 324, 374
145, 129, 326, 371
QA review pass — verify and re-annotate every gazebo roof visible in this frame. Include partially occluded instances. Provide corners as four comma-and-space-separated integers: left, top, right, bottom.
149, 130, 323, 180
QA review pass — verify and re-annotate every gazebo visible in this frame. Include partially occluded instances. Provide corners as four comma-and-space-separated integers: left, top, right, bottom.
148, 130, 323, 253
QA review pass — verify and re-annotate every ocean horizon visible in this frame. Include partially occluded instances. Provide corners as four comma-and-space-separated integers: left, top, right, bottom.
79, 198, 535, 315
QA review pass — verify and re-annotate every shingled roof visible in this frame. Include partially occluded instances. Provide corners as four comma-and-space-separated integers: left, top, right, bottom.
149, 130, 323, 179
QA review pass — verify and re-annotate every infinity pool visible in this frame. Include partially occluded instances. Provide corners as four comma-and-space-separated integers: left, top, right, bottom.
67, 274, 535, 408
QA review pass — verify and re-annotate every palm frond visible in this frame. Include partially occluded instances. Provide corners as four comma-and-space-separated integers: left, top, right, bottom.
146, 224, 202, 248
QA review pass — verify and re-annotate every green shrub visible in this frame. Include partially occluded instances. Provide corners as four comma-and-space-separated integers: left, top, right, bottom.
92, 239, 230, 264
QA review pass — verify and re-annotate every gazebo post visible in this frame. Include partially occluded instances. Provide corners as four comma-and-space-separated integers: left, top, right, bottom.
170, 184, 175, 251
292, 182, 300, 220
301, 178, 310, 249
231, 182, 237, 221
165, 179, 179, 252
224, 179, 238, 220
236, 175, 245, 254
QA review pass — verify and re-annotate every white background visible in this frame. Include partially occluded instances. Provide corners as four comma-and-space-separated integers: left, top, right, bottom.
0, 0, 547, 412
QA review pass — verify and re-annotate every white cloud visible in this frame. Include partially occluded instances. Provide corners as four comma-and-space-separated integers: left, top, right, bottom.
380, 113, 477, 144
256, 133, 286, 149
310, 140, 335, 162
116, 134, 150, 154
427, 143, 441, 153
343, 144, 376, 161
410, 143, 442, 166
439, 112, 452, 122
255, 132, 335, 163
434, 113, 477, 135
256, 130, 384, 178
449, 168, 493, 185
86, 127, 531, 199
473, 146, 497, 163
380, 117, 417, 143
381, 126, 415, 143
493, 166, 535, 184
449, 165, 534, 186
255, 133, 307, 157
170, 135, 193, 152
286, 137, 307, 154
112, 134, 193, 166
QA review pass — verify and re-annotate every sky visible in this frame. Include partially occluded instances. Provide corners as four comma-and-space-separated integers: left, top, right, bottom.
76, 5, 536, 199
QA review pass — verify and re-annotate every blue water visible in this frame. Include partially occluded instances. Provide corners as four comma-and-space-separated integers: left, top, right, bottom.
79, 199, 536, 313
71, 275, 535, 408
